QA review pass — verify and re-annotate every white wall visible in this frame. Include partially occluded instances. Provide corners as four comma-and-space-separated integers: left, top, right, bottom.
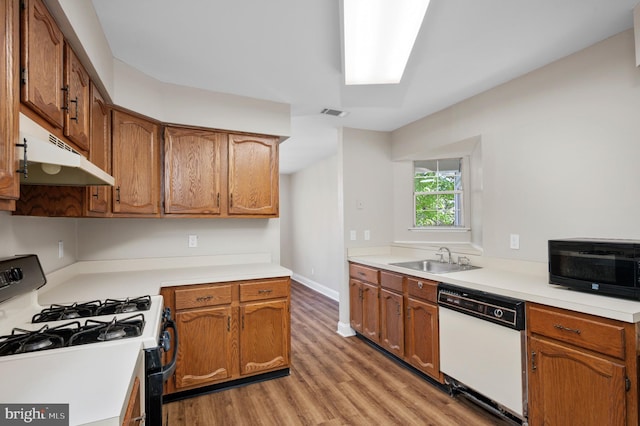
112, 60, 291, 138
0, 212, 77, 273
392, 30, 640, 263
340, 127, 394, 330
76, 218, 280, 263
45, 1, 291, 138
284, 155, 342, 300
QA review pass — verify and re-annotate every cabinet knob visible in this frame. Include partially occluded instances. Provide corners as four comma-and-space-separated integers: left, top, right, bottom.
417, 281, 423, 289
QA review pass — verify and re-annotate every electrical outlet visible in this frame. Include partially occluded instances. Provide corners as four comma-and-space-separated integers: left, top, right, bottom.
188, 234, 198, 248
510, 234, 520, 250
350, 230, 357, 241
364, 230, 371, 240
58, 240, 64, 258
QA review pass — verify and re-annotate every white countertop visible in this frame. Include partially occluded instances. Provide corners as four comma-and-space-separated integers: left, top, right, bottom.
39, 257, 292, 305
0, 341, 142, 426
349, 254, 640, 323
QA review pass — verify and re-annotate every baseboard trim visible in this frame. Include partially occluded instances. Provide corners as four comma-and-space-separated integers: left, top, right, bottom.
337, 321, 355, 337
291, 273, 339, 302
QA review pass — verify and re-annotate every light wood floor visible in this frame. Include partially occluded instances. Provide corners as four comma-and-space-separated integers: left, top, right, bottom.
164, 281, 510, 425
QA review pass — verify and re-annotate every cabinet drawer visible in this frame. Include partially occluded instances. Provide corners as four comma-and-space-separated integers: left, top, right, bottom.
240, 278, 290, 302
175, 284, 233, 310
380, 271, 403, 293
349, 263, 379, 284
406, 277, 437, 303
527, 304, 626, 359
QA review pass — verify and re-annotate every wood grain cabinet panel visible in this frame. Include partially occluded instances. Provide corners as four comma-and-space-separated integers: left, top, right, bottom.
163, 277, 291, 395
111, 109, 160, 216
63, 43, 90, 150
21, 0, 64, 129
405, 297, 440, 379
0, 0, 19, 206
175, 306, 234, 389
121, 377, 142, 426
164, 127, 224, 215
349, 263, 442, 382
528, 336, 626, 426
228, 134, 278, 216
380, 288, 404, 358
85, 83, 110, 216
527, 302, 639, 425
240, 299, 289, 375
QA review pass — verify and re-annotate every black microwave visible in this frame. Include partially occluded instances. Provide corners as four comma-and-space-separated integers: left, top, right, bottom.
549, 238, 640, 300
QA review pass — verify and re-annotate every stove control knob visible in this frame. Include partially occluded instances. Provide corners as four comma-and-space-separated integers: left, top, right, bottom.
494, 308, 504, 318
9, 267, 23, 282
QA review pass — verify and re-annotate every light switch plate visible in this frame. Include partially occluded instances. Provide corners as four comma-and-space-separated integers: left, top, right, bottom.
350, 230, 357, 241
510, 234, 520, 250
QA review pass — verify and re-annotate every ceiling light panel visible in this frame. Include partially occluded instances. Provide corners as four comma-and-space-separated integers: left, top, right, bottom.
343, 0, 430, 85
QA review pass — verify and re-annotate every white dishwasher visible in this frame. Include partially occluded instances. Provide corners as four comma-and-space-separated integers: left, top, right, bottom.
438, 283, 527, 424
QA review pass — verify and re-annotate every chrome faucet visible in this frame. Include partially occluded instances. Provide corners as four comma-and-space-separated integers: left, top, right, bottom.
437, 247, 452, 264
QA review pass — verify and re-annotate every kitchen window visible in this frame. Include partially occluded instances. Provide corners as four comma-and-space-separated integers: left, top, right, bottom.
413, 158, 467, 228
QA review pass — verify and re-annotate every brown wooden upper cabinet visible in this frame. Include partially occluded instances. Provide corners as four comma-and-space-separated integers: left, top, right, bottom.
0, 0, 20, 210
228, 134, 279, 217
164, 127, 225, 216
63, 43, 90, 151
85, 83, 111, 216
21, 0, 90, 152
111, 109, 160, 216
20, 0, 64, 129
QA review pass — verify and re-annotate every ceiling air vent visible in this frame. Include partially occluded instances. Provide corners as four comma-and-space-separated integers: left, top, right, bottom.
321, 108, 349, 118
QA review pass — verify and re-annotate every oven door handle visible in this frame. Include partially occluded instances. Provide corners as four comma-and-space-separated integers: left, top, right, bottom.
161, 318, 178, 382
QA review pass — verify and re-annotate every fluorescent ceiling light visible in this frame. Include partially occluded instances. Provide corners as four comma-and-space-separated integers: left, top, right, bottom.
343, 0, 430, 85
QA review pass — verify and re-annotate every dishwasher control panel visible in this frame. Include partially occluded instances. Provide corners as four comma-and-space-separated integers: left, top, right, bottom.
437, 283, 525, 330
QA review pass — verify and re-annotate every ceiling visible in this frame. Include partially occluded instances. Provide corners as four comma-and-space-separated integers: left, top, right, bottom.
91, 0, 639, 174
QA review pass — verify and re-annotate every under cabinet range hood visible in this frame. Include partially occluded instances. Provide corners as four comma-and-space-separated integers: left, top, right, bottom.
16, 113, 115, 186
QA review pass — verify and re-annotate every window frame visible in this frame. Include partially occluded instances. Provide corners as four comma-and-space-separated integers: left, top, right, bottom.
411, 156, 470, 231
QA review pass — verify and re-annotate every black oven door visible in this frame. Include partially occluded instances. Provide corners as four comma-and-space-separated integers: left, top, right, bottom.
145, 308, 178, 426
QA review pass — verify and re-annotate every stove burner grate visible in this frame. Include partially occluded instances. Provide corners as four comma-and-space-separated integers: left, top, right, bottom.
68, 314, 145, 346
0, 323, 81, 356
95, 295, 152, 316
32, 300, 103, 323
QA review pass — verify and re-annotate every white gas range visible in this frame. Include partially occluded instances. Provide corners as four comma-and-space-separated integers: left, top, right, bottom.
0, 255, 174, 426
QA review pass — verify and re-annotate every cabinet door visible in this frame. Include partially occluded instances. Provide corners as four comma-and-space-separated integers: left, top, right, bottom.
529, 336, 627, 426
63, 44, 90, 151
240, 299, 289, 376
21, 0, 64, 128
86, 83, 110, 215
405, 298, 440, 379
164, 127, 224, 215
175, 306, 233, 389
111, 110, 160, 215
0, 0, 19, 204
227, 134, 278, 216
349, 279, 363, 333
380, 289, 404, 357
361, 282, 380, 343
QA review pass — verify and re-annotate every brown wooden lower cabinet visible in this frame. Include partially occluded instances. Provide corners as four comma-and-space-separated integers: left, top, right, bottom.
122, 377, 142, 426
349, 263, 442, 383
405, 297, 440, 379
380, 288, 404, 358
527, 302, 639, 425
161, 277, 291, 395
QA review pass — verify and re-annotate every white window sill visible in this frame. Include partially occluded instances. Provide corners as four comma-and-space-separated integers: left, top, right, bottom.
408, 227, 471, 232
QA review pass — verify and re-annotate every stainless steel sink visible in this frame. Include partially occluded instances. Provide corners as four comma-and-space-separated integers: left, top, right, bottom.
389, 260, 480, 274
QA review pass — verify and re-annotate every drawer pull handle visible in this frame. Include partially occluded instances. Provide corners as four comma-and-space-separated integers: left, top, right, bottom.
196, 295, 213, 302
554, 324, 581, 335
417, 281, 423, 289
531, 351, 537, 371
258, 289, 273, 294
358, 272, 366, 276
